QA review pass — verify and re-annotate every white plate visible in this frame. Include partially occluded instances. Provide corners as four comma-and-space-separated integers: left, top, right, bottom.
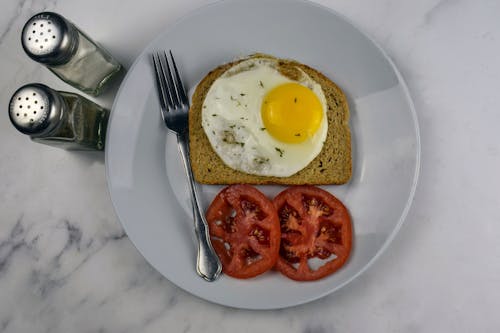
106, 0, 420, 309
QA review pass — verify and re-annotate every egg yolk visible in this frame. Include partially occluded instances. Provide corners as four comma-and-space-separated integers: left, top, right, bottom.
261, 83, 323, 143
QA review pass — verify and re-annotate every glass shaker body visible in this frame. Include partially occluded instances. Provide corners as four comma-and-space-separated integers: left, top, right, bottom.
21, 12, 122, 96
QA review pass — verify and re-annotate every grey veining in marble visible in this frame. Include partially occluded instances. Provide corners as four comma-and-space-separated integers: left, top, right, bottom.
0, 0, 499, 332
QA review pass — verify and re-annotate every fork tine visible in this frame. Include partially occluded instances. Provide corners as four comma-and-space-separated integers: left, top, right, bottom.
156, 52, 176, 110
169, 50, 189, 106
160, 52, 177, 108
152, 53, 170, 111
159, 51, 180, 108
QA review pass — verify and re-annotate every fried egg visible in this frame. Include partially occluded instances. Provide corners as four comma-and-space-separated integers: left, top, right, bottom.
201, 58, 328, 177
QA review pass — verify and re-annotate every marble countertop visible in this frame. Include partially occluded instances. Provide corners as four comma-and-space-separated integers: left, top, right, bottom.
1, 0, 499, 332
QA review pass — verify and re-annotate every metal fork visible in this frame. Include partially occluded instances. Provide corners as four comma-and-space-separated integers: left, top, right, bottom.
152, 51, 222, 282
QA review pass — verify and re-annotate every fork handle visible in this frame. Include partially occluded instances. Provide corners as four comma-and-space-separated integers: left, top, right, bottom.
177, 132, 222, 282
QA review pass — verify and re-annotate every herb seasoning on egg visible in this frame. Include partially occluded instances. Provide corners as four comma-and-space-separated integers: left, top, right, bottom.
275, 147, 284, 157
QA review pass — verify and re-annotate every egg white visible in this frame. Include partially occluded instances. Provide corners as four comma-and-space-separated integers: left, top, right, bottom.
201, 58, 328, 177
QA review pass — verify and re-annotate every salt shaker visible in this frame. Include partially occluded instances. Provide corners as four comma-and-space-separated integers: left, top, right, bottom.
8, 83, 108, 150
21, 12, 122, 96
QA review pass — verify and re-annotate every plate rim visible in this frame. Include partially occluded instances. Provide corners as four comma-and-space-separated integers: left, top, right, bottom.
105, 0, 421, 309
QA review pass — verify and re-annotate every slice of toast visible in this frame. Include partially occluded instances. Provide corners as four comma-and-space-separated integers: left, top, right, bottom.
189, 54, 351, 185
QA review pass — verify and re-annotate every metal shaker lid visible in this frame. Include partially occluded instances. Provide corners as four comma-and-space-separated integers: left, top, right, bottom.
8, 83, 65, 136
21, 12, 78, 66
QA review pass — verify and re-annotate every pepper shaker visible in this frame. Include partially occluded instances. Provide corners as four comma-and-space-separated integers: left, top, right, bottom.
21, 12, 122, 96
8, 83, 108, 150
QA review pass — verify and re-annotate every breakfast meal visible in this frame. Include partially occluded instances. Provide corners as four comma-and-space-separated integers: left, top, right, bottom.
205, 184, 352, 281
189, 54, 352, 185
193, 54, 353, 281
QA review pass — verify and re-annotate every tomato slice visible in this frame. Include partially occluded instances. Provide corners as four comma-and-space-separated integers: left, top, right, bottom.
273, 186, 352, 281
206, 185, 280, 279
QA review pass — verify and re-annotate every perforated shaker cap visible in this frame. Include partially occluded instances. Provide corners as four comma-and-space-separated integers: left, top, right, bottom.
8, 83, 65, 136
21, 12, 78, 66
